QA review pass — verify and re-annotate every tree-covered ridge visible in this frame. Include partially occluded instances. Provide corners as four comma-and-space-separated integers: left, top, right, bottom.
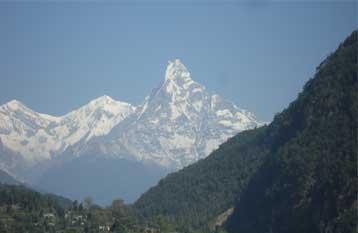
225, 30, 357, 233
134, 30, 357, 233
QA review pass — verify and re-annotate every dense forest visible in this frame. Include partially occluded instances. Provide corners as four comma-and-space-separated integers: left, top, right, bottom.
0, 30, 356, 233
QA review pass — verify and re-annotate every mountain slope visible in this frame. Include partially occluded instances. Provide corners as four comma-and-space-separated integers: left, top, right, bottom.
226, 30, 357, 233
0, 169, 20, 185
134, 31, 357, 233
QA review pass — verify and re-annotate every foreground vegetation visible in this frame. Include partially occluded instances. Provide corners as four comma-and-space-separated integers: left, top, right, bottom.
0, 184, 175, 233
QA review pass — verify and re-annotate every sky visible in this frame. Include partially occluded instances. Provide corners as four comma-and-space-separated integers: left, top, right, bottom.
0, 1, 356, 122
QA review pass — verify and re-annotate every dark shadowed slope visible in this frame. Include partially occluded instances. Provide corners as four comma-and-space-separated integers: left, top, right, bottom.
226, 30, 357, 233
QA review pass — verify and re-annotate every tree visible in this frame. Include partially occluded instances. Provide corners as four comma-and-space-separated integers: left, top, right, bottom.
83, 197, 93, 209
111, 199, 126, 218
72, 200, 79, 211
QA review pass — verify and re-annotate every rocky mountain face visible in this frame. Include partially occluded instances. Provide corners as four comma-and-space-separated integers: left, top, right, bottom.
0, 59, 262, 203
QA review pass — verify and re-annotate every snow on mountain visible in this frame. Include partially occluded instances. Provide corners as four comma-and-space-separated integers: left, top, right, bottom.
0, 96, 135, 164
0, 58, 263, 178
75, 59, 263, 170
58, 95, 135, 144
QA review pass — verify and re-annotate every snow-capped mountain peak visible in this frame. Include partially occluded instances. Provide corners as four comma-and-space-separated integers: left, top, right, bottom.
0, 99, 60, 129
3, 99, 25, 110
91, 59, 263, 169
0, 59, 263, 180
87, 95, 118, 106
65, 95, 134, 119
1, 100, 40, 117
63, 95, 135, 141
162, 59, 204, 101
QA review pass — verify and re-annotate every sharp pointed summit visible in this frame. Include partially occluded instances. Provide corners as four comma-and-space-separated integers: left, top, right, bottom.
165, 58, 192, 82
93, 95, 115, 103
5, 99, 23, 107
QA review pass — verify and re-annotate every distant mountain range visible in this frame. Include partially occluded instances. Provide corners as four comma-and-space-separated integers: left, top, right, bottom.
0, 59, 262, 203
0, 96, 134, 163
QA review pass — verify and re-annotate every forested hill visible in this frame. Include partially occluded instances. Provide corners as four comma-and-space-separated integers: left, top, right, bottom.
226, 30, 357, 233
134, 30, 357, 233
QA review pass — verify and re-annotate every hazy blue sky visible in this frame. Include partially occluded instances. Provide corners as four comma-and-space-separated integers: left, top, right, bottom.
0, 1, 356, 121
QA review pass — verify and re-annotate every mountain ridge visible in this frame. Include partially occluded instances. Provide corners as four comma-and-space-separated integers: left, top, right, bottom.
0, 59, 262, 172
226, 29, 357, 233
0, 95, 135, 162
